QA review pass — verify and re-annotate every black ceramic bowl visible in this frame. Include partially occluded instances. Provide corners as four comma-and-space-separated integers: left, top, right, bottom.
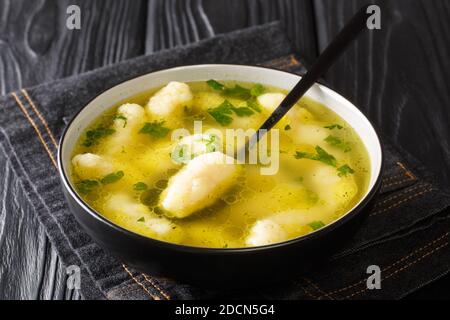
58, 65, 383, 287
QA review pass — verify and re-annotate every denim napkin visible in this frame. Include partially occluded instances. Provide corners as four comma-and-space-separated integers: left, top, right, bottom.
1, 22, 449, 300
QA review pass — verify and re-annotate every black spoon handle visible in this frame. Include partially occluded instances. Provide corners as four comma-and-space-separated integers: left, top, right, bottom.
256, 4, 372, 135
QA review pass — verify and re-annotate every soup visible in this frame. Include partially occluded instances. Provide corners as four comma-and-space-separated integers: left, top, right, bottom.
70, 80, 370, 248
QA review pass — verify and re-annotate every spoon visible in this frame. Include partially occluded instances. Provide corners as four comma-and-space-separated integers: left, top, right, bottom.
247, 4, 372, 150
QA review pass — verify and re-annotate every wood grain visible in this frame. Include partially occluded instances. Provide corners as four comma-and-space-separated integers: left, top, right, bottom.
146, 0, 319, 61
0, 0, 146, 299
0, 0, 448, 299
312, 0, 450, 298
313, 0, 450, 189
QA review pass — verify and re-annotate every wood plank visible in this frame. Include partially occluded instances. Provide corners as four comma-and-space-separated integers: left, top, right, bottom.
313, 0, 450, 189
146, 0, 319, 61
313, 0, 450, 298
0, 0, 146, 299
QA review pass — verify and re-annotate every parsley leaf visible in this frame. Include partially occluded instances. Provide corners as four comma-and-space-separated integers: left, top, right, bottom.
284, 124, 291, 131
101, 171, 124, 184
308, 221, 325, 230
137, 217, 145, 222
76, 180, 99, 194
139, 121, 170, 138
294, 146, 337, 167
324, 124, 343, 130
324, 135, 351, 152
231, 106, 254, 117
206, 79, 225, 91
114, 115, 127, 128
206, 80, 252, 99
133, 182, 148, 191
208, 100, 234, 126
82, 127, 115, 147
337, 164, 355, 177
250, 83, 265, 97
224, 85, 251, 99
246, 98, 262, 113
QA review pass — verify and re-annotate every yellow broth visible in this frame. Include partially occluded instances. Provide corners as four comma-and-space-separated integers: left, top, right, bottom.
70, 81, 370, 248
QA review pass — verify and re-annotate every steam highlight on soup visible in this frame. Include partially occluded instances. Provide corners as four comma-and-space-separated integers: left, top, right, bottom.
69, 80, 370, 248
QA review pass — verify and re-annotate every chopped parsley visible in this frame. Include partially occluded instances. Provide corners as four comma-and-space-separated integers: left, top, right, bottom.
231, 105, 254, 117
203, 134, 220, 152
208, 100, 254, 126
208, 100, 234, 126
207, 80, 265, 100
76, 180, 99, 194
308, 221, 325, 230
250, 83, 265, 97
113, 115, 127, 128
133, 182, 148, 191
295, 146, 337, 167
101, 171, 124, 184
246, 98, 262, 113
224, 85, 251, 99
206, 79, 225, 91
82, 127, 115, 147
137, 217, 145, 222
139, 121, 170, 138
337, 164, 355, 177
324, 135, 351, 152
284, 124, 291, 131
324, 124, 343, 130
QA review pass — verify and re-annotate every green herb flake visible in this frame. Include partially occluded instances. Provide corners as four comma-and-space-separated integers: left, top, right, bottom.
284, 124, 291, 131
133, 182, 148, 191
324, 124, 343, 130
76, 180, 99, 194
324, 135, 351, 152
246, 98, 262, 113
207, 80, 251, 99
224, 85, 251, 99
139, 121, 170, 138
137, 217, 145, 222
294, 146, 337, 167
337, 164, 355, 177
101, 171, 124, 184
114, 115, 128, 128
250, 83, 265, 97
206, 79, 225, 91
308, 221, 325, 230
82, 127, 115, 147
231, 106, 254, 117
208, 100, 234, 126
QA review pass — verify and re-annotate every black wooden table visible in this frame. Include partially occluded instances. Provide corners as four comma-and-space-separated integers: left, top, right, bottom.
0, 0, 449, 300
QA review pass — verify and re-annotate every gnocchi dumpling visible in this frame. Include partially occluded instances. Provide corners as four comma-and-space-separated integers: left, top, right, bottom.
246, 210, 314, 246
146, 81, 193, 118
160, 151, 238, 218
104, 193, 181, 240
72, 153, 113, 180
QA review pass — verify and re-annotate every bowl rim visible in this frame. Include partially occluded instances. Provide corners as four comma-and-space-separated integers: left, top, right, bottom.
57, 63, 384, 254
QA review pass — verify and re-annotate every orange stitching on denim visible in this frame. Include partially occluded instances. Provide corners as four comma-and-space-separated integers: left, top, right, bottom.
122, 264, 160, 300
370, 188, 434, 216
321, 232, 449, 298
143, 273, 171, 300
382, 177, 417, 189
374, 183, 430, 207
11, 92, 57, 167
21, 89, 59, 148
397, 161, 416, 180
342, 241, 448, 299
300, 281, 320, 299
302, 277, 334, 300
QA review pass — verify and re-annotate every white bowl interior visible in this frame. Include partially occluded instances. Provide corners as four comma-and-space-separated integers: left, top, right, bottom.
61, 65, 382, 219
